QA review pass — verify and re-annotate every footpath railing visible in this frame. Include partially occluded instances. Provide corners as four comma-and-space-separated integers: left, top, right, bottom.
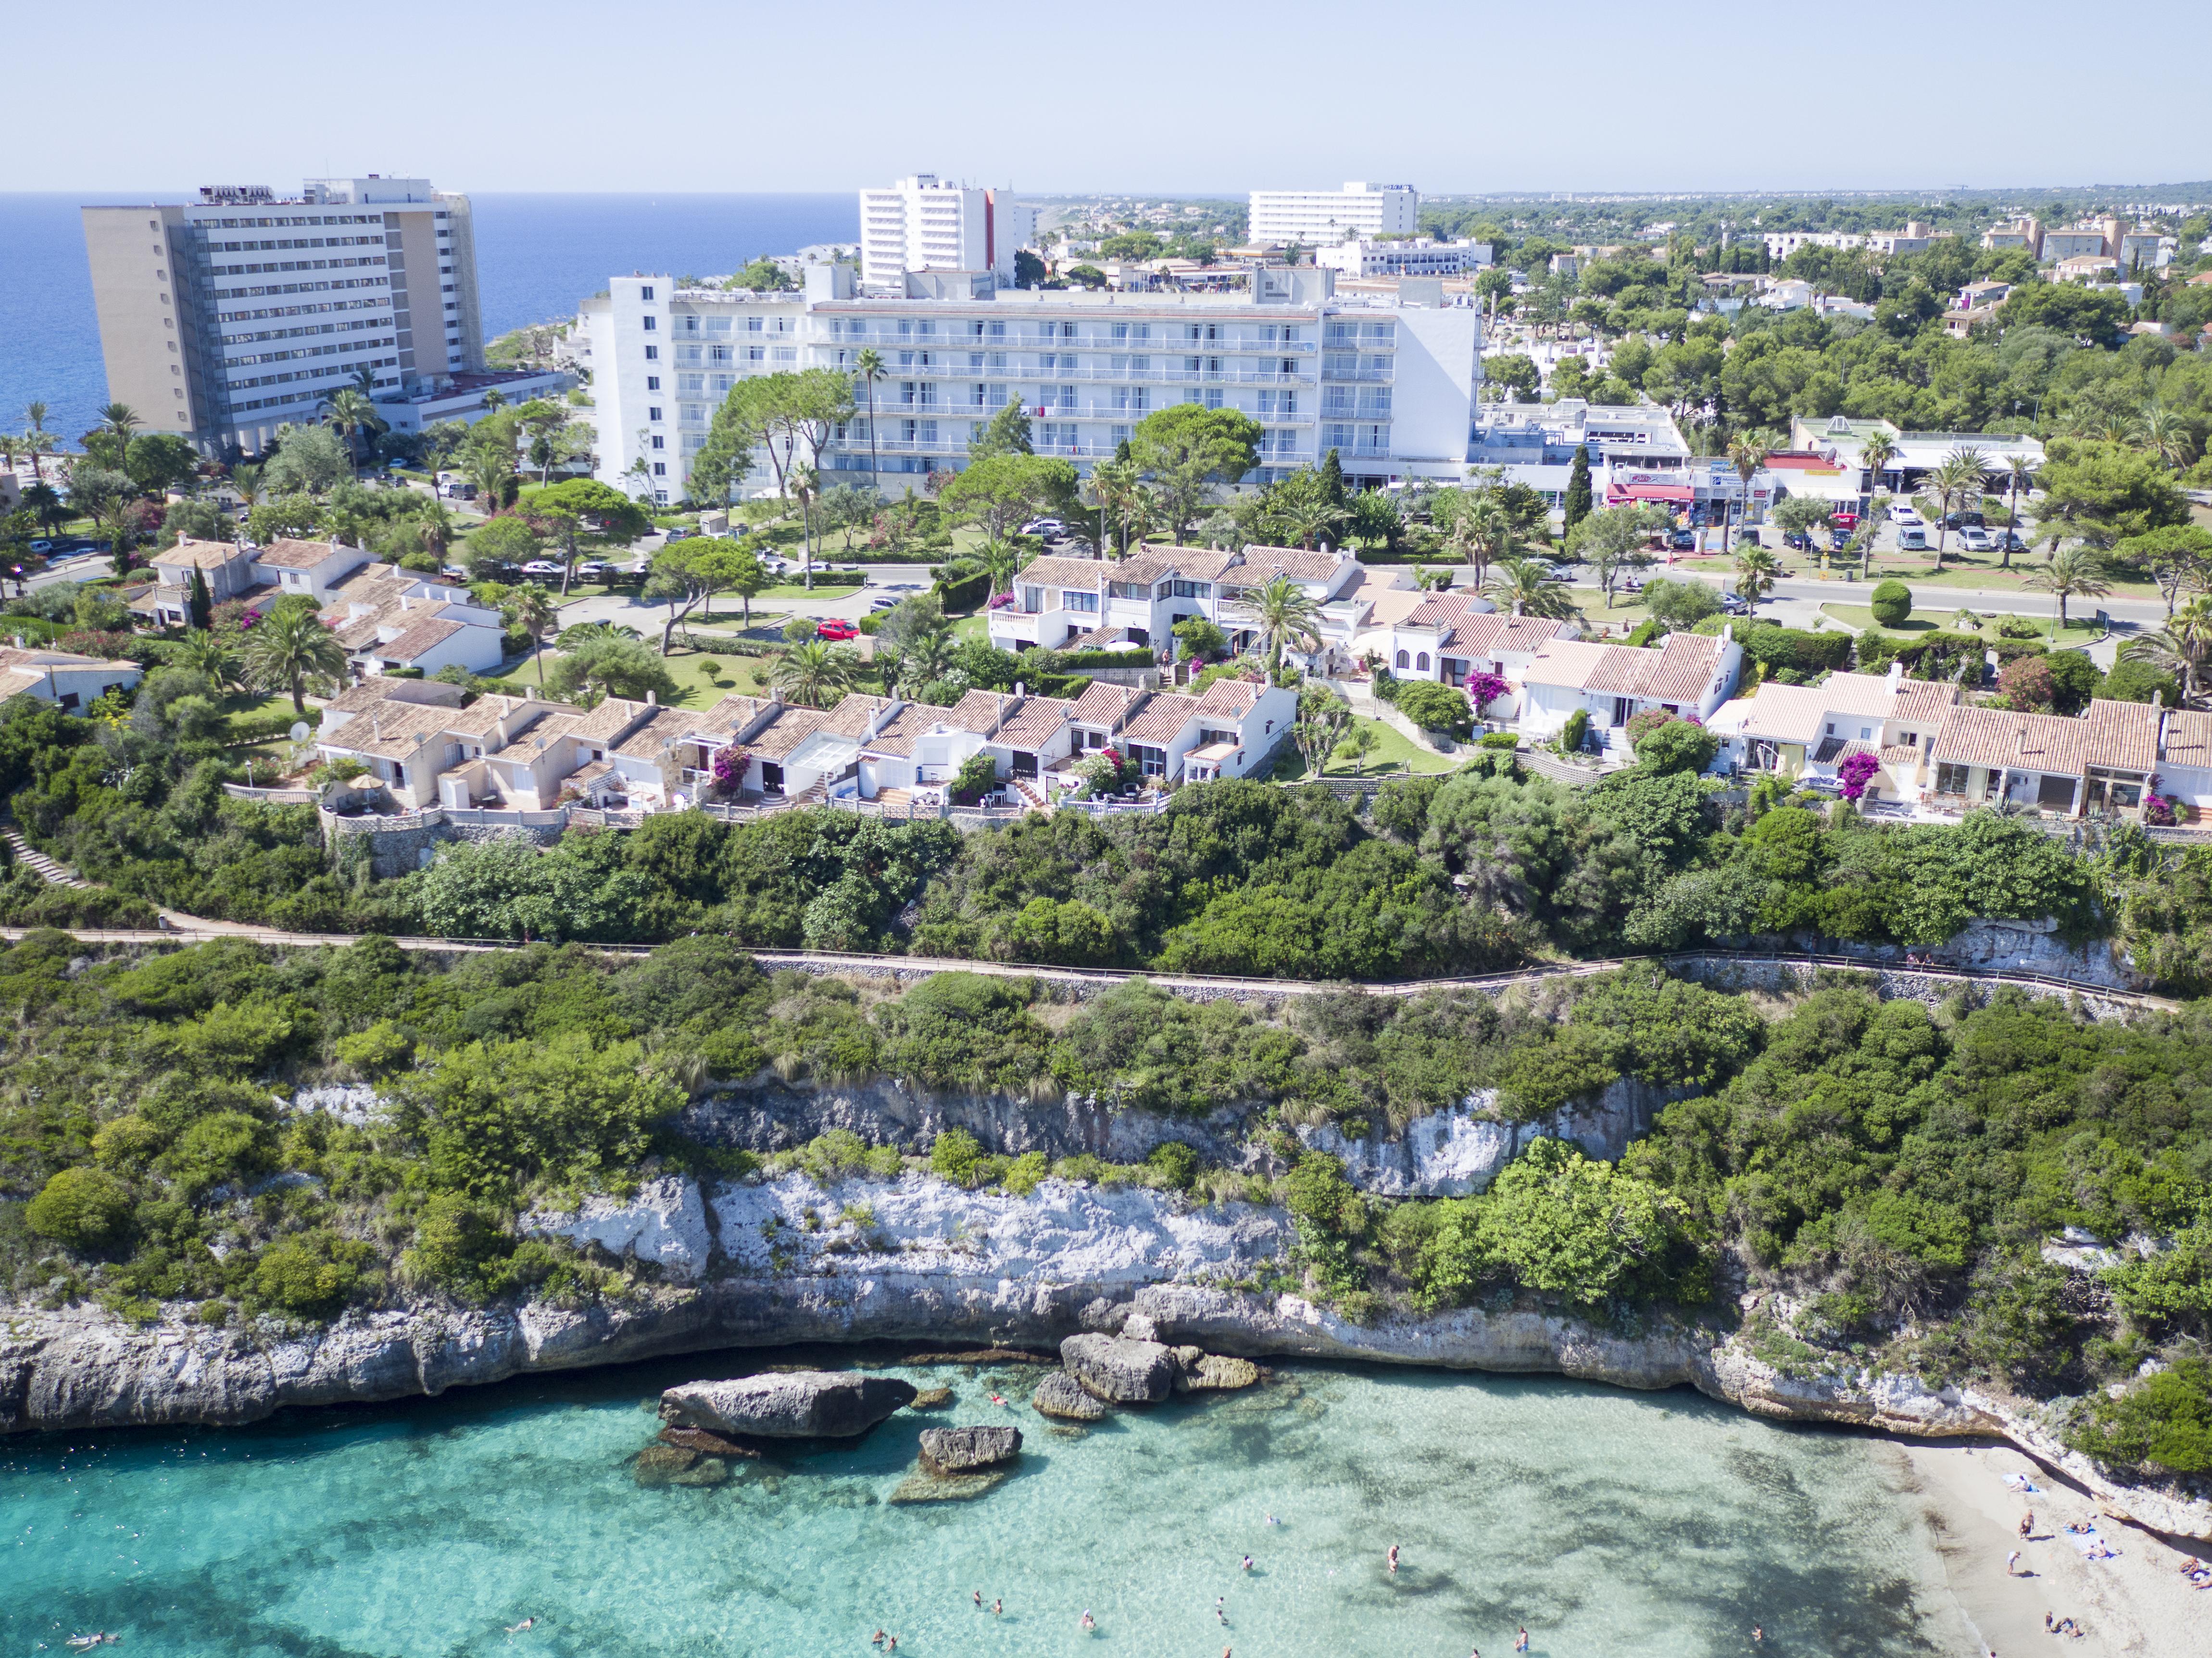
0, 925, 2170, 1013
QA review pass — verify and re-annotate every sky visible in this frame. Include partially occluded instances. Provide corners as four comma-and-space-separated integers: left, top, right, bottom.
13, 0, 2212, 198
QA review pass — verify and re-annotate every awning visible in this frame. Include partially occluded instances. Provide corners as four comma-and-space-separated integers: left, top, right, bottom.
1609, 483, 1695, 502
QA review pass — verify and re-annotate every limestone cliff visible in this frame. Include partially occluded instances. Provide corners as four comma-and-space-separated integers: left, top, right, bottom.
2, 1168, 2204, 1541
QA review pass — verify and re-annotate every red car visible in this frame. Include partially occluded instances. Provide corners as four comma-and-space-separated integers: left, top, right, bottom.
815, 618, 858, 641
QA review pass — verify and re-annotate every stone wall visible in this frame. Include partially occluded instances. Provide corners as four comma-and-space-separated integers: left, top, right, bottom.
322, 808, 568, 878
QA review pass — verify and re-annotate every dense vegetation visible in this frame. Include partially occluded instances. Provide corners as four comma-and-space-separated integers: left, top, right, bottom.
2, 929, 2206, 1485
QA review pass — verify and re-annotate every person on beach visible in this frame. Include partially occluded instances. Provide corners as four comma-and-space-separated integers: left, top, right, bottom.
1516, 1629, 1530, 1652
1241, 1555, 1253, 1573
2006, 1549, 2021, 1576
1388, 1544, 1400, 1575
2019, 1511, 2034, 1538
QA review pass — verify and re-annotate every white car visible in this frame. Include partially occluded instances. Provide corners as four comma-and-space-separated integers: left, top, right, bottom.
520, 560, 564, 577
1021, 518, 1067, 539
575, 560, 613, 579
1956, 526, 1992, 553
1890, 505, 1922, 526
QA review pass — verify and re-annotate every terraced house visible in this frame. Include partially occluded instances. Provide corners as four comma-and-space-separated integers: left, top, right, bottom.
990, 543, 1365, 657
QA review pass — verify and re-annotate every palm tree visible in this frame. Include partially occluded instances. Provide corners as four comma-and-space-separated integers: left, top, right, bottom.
1926, 450, 1987, 568
415, 500, 456, 562
977, 538, 1022, 598
482, 389, 508, 412
1857, 430, 1899, 506
243, 606, 350, 714
854, 348, 886, 500
1724, 430, 1772, 554
2141, 402, 2198, 472
319, 388, 379, 473
1481, 555, 1578, 619
176, 628, 243, 691
465, 448, 512, 511
2027, 547, 2111, 629
790, 461, 820, 591
1272, 492, 1349, 551
511, 582, 559, 686
2123, 595, 2212, 703
1452, 493, 1519, 589
1732, 546, 1781, 614
226, 462, 264, 510
1998, 453, 2035, 570
22, 402, 55, 485
1240, 572, 1324, 681
99, 402, 141, 457
769, 638, 857, 708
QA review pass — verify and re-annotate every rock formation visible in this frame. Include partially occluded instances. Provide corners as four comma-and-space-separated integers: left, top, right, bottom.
1061, 1332, 1178, 1403
659, 1370, 917, 1439
918, 1425, 1022, 1474
1032, 1372, 1107, 1420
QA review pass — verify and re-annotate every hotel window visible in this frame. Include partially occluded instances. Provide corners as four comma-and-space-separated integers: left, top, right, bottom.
640, 285, 654, 300
646, 375, 660, 390
644, 345, 658, 360
747, 316, 764, 332
648, 406, 662, 422
650, 435, 664, 449
641, 315, 656, 331
652, 461, 666, 475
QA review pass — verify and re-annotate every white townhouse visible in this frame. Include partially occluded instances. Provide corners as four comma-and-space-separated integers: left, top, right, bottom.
135, 533, 377, 628
586, 261, 1484, 507
857, 677, 1295, 798
991, 543, 1369, 658
1518, 629, 1743, 749
1364, 593, 1578, 718
0, 645, 142, 713
1707, 667, 1963, 802
317, 560, 507, 678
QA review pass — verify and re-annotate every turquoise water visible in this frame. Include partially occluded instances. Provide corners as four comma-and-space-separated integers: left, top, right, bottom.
0, 1352, 1973, 1658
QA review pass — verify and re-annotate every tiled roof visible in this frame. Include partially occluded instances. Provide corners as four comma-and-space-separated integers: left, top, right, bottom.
570, 697, 656, 742
2161, 708, 2212, 770
685, 694, 776, 743
1437, 610, 1572, 658
814, 693, 901, 740
1401, 592, 1483, 631
489, 712, 583, 760
256, 537, 353, 570
1928, 698, 2161, 776
154, 537, 250, 571
1803, 670, 1909, 718
855, 703, 933, 758
372, 615, 465, 664
613, 706, 700, 762
944, 689, 1020, 734
994, 696, 1076, 752
1193, 677, 1267, 719
0, 645, 142, 673
1069, 680, 1144, 729
1224, 544, 1346, 586
1014, 556, 1112, 590
318, 700, 456, 760
1892, 680, 1963, 726
1524, 631, 1729, 703
744, 704, 828, 759
1120, 691, 1204, 746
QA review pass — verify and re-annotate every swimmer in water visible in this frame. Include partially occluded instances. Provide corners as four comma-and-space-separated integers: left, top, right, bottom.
503, 1617, 535, 1634
1081, 1611, 1094, 1632
1241, 1554, 1253, 1572
993, 1600, 1002, 1617
871, 1634, 885, 1648
1516, 1629, 1530, 1652
973, 1591, 982, 1608
1388, 1544, 1400, 1575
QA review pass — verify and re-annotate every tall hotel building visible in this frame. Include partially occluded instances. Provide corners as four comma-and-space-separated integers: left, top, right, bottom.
83, 176, 485, 453
1248, 183, 1420, 247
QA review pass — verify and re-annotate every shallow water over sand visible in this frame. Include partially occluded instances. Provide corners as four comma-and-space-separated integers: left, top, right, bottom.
0, 1352, 1977, 1658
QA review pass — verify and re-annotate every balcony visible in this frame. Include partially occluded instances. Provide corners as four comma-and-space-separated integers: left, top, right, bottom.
854, 360, 1315, 385
822, 326, 1315, 352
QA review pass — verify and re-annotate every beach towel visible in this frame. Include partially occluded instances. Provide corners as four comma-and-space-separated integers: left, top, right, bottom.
2064, 1527, 2120, 1560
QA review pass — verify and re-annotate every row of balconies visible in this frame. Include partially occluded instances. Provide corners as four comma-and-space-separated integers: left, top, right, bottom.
870, 364, 1318, 386
820, 326, 1316, 352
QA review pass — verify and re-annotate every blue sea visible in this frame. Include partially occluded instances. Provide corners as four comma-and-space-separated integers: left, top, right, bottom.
0, 1353, 1979, 1658
0, 192, 854, 447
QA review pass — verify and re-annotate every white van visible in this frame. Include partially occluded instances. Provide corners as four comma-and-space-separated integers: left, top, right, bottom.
1897, 526, 1928, 552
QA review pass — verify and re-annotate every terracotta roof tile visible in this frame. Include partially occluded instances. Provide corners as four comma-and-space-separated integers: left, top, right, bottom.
154, 537, 251, 571
2162, 708, 2212, 769
613, 706, 700, 762
256, 537, 355, 570
1120, 691, 1203, 746
1069, 680, 1144, 729
814, 694, 900, 740
1928, 698, 2160, 776
742, 704, 828, 759
371, 616, 465, 664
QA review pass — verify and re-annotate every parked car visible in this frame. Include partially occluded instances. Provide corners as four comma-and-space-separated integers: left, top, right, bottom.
1999, 529, 2030, 553
815, 618, 858, 641
439, 481, 477, 500
1897, 526, 1929, 552
1956, 526, 1993, 552
1783, 530, 1812, 552
440, 563, 470, 580
520, 560, 564, 577
1735, 528, 1762, 548
1020, 517, 1066, 539
27, 539, 55, 554
1939, 510, 1985, 530
1830, 510, 1859, 532
663, 527, 693, 541
1890, 504, 1922, 525
869, 595, 903, 611
1669, 529, 1697, 550
1720, 591, 1749, 614
575, 560, 613, 579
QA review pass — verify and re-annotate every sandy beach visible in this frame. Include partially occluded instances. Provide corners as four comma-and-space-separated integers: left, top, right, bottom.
1881, 1437, 2211, 1658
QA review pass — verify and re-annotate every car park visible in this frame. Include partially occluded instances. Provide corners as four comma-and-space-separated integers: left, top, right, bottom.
1957, 527, 1993, 552
815, 618, 859, 641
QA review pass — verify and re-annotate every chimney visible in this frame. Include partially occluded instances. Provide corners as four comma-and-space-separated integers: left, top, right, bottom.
2153, 689, 2164, 710
1887, 660, 1903, 690
647, 690, 658, 705
2017, 729, 2028, 756
524, 685, 538, 700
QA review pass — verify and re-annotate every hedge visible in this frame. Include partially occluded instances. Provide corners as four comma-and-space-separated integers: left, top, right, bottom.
225, 705, 324, 745
1050, 649, 1155, 672
937, 569, 991, 610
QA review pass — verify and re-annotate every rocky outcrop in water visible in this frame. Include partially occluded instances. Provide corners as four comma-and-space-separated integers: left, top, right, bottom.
918, 1425, 1021, 1473
1033, 1372, 1107, 1420
659, 1371, 917, 1438
1062, 1333, 1177, 1403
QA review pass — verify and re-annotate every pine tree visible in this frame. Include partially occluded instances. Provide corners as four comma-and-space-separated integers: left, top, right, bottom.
1319, 447, 1345, 507
1563, 444, 1594, 531
187, 565, 214, 632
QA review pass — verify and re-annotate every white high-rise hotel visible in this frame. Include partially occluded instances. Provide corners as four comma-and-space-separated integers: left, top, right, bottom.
580, 172, 1479, 508
858, 174, 1038, 295
1248, 183, 1420, 246
82, 176, 485, 453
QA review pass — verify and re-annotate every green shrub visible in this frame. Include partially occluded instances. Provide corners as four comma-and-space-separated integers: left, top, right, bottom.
1631, 717, 1719, 776
2069, 1357, 2212, 1475
251, 1229, 377, 1317
1557, 707, 1589, 755
334, 1019, 414, 1078
26, 1167, 135, 1250
1869, 580, 1912, 628
1146, 1140, 1201, 1192
1393, 679, 1475, 740
930, 1127, 986, 1187
1000, 1150, 1051, 1196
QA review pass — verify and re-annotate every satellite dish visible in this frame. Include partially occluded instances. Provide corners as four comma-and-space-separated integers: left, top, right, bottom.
289, 721, 311, 743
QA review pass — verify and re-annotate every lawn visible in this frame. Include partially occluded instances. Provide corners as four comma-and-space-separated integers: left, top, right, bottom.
1273, 716, 1459, 780
1819, 603, 2105, 645
653, 646, 777, 708
952, 613, 989, 643
1678, 546, 2159, 596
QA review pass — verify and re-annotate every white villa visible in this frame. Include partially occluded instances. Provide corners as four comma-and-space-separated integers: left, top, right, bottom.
1516, 630, 1744, 749
991, 544, 1368, 659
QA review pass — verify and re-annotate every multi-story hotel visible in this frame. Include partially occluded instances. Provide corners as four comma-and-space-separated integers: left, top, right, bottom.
1247, 183, 1419, 247
578, 262, 1484, 508
856, 174, 1038, 295
82, 176, 485, 454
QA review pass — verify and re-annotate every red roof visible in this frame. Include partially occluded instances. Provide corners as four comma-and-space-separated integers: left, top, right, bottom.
1610, 483, 1693, 502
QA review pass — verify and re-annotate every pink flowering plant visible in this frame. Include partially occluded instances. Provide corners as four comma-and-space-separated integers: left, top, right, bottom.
1837, 750, 1881, 801
1464, 670, 1511, 711
709, 746, 748, 795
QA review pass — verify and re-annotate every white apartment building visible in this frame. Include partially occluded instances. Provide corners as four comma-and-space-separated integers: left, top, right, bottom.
858, 175, 1037, 295
1249, 183, 1419, 247
585, 262, 1485, 507
1317, 238, 1491, 278
82, 176, 485, 455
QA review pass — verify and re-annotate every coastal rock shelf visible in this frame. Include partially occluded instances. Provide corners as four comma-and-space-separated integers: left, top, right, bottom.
3, 1169, 2208, 1542
659, 1371, 918, 1439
